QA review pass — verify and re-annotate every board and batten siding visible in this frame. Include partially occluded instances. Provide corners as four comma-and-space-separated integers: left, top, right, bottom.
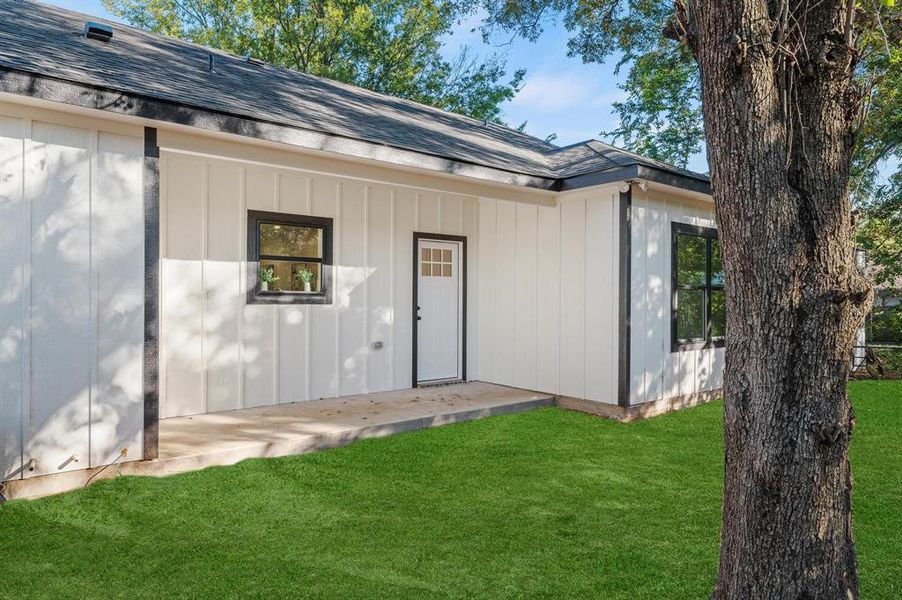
159, 150, 479, 418
0, 105, 145, 481
477, 189, 620, 402
629, 189, 724, 405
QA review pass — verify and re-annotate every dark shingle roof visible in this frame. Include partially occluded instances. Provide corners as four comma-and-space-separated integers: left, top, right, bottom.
549, 140, 708, 181
0, 0, 710, 191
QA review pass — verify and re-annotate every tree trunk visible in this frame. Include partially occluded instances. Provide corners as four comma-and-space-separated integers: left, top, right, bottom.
684, 0, 873, 597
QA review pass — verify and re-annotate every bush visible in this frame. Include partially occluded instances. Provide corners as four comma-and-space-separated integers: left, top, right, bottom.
867, 298, 901, 344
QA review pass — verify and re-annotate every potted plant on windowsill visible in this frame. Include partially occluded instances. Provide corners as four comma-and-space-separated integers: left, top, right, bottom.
259, 265, 279, 292
296, 268, 314, 293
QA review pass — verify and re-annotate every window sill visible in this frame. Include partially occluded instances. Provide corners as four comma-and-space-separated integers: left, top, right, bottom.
247, 290, 332, 305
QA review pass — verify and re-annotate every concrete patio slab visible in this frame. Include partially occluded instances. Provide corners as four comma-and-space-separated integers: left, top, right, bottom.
2, 383, 553, 501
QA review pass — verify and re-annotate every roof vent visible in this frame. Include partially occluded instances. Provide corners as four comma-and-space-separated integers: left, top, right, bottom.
84, 21, 113, 42
208, 53, 215, 72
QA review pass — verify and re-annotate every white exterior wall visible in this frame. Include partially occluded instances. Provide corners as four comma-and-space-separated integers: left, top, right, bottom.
158, 142, 481, 418
476, 188, 621, 402
630, 188, 724, 404
0, 103, 145, 481
0, 96, 728, 486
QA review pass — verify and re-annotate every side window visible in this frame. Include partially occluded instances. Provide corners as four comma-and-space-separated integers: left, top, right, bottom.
671, 222, 725, 351
247, 210, 333, 304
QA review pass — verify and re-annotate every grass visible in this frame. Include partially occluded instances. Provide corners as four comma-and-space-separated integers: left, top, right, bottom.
1, 381, 898, 599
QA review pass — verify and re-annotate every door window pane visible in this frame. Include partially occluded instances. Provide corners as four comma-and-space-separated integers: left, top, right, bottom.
677, 289, 706, 341
676, 233, 707, 286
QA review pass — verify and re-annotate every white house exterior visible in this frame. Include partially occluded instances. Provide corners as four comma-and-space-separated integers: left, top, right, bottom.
0, 2, 722, 488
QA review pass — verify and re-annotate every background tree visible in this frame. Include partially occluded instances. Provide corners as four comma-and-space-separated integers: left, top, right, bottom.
103, 0, 525, 124
480, 0, 900, 277
478, 0, 898, 598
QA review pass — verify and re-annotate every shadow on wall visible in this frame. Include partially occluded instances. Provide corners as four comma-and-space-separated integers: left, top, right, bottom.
160, 255, 393, 418
0, 120, 144, 482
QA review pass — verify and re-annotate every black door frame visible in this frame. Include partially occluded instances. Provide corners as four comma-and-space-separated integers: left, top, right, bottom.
411, 232, 467, 387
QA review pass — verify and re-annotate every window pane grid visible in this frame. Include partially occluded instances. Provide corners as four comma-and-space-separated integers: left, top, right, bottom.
248, 210, 333, 305
672, 222, 725, 351
421, 247, 454, 278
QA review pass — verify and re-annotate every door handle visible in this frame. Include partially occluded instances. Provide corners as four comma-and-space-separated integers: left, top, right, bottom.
417, 316, 422, 321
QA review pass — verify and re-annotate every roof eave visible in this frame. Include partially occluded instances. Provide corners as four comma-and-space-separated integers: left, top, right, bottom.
1, 67, 712, 197
0, 67, 559, 192
556, 164, 711, 195
634, 164, 711, 195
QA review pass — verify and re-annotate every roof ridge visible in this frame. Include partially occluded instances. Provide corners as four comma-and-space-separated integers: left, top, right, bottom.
544, 139, 595, 154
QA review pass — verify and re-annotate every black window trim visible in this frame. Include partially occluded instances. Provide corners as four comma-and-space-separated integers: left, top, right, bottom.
671, 221, 725, 352
247, 209, 334, 305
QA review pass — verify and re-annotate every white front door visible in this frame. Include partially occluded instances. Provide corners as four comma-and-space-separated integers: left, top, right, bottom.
416, 239, 462, 382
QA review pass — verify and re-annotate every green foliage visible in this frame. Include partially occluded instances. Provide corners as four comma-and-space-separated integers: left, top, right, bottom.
479, 0, 900, 301
1, 385, 898, 598
259, 264, 278, 284
867, 288, 902, 342
480, 0, 703, 168
606, 43, 703, 167
479, 0, 899, 177
868, 344, 902, 374
852, 6, 902, 206
857, 185, 902, 288
296, 268, 314, 283
103, 0, 524, 123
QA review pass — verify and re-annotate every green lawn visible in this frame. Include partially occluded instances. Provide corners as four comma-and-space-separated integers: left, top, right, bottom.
1, 381, 898, 599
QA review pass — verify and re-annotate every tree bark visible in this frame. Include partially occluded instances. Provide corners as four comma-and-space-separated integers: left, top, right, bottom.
684, 0, 873, 597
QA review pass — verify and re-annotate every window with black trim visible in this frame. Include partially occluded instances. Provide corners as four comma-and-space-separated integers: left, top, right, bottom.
671, 222, 725, 351
247, 210, 333, 304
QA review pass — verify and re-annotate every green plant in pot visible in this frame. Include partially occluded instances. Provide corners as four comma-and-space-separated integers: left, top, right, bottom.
259, 265, 279, 292
296, 268, 314, 292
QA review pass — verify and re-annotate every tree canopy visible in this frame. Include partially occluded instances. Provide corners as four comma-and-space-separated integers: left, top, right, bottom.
478, 0, 898, 175
477, 0, 899, 293
103, 0, 525, 124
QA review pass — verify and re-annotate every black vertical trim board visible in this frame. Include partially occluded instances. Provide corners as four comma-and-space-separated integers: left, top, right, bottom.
411, 232, 467, 388
143, 127, 160, 460
617, 185, 632, 407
